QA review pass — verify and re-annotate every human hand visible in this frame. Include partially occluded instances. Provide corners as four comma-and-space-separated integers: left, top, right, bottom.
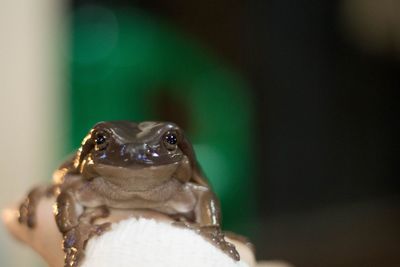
2, 196, 256, 267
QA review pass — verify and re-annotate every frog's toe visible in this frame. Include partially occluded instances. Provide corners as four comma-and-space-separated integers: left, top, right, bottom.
198, 226, 240, 261
62, 226, 89, 266
18, 195, 37, 228
17, 200, 29, 226
17, 186, 50, 228
64, 247, 84, 267
93, 222, 111, 236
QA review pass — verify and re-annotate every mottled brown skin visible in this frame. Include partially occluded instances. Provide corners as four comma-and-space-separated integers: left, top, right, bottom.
18, 121, 239, 266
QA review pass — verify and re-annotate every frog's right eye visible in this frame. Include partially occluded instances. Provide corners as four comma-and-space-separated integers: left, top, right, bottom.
94, 131, 109, 150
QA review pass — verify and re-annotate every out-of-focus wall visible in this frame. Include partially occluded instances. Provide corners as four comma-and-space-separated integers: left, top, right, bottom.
0, 0, 67, 266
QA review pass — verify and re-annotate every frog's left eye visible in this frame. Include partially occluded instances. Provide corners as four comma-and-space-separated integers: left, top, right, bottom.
94, 131, 109, 150
163, 131, 178, 150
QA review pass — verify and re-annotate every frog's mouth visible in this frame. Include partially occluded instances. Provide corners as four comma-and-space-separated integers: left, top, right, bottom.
91, 162, 181, 190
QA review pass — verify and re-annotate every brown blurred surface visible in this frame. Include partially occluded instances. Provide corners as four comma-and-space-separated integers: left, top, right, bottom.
253, 197, 400, 267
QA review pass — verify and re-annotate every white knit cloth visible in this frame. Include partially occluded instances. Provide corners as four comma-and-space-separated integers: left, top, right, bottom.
82, 218, 249, 267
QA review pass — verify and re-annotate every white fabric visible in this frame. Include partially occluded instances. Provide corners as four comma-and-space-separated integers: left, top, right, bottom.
82, 218, 249, 267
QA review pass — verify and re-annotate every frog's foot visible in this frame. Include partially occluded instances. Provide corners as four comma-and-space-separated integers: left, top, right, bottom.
198, 225, 240, 261
224, 231, 255, 253
63, 222, 111, 267
18, 186, 52, 228
172, 222, 240, 261
62, 206, 111, 267
79, 206, 110, 224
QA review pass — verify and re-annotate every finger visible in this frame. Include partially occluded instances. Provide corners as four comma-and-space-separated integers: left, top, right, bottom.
2, 196, 64, 267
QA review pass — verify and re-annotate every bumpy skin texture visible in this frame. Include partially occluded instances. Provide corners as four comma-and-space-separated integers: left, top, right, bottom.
18, 121, 240, 266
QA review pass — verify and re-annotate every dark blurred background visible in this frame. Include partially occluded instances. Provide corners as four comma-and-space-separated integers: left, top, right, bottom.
67, 0, 400, 266
1, 0, 399, 266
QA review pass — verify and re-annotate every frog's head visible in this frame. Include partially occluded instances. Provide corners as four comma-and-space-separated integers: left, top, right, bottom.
73, 121, 195, 190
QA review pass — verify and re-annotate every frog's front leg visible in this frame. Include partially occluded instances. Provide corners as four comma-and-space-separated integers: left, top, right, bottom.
195, 189, 240, 261
175, 183, 240, 261
55, 191, 110, 267
18, 185, 55, 228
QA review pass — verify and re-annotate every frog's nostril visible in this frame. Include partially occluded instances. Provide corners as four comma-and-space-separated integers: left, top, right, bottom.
145, 148, 152, 157
144, 145, 160, 158
147, 151, 155, 158
136, 153, 149, 162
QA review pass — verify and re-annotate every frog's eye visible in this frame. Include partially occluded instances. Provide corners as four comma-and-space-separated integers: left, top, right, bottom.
163, 131, 178, 150
94, 131, 109, 150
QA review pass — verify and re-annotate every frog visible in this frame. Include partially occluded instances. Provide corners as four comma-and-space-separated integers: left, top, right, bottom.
17, 121, 240, 267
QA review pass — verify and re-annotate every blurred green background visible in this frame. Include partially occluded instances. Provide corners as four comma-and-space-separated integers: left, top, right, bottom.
69, 6, 255, 232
